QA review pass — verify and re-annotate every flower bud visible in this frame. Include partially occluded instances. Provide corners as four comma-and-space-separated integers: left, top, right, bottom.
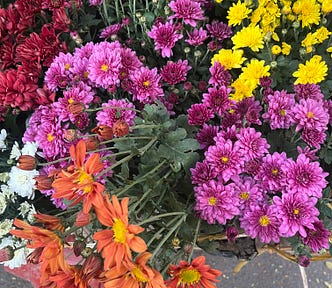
194, 50, 202, 58
73, 240, 86, 257
0, 246, 14, 262
81, 247, 93, 258
226, 226, 239, 243
67, 101, 85, 116
18, 155, 36, 170
84, 137, 99, 151
113, 120, 130, 137
297, 255, 310, 267
270, 61, 278, 68
172, 237, 181, 249
183, 81, 193, 91
184, 47, 191, 53
64, 129, 77, 142
27, 247, 43, 264
34, 175, 53, 190
197, 81, 207, 92
292, 21, 300, 29
91, 125, 114, 140
75, 211, 91, 227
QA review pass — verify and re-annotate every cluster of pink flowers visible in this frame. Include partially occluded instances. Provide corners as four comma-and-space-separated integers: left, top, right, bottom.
190, 61, 331, 255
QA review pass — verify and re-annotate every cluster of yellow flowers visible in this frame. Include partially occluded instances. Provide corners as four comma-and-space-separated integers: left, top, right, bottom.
213, 0, 331, 102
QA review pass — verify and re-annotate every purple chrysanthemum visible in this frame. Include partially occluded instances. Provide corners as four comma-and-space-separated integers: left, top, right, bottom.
244, 158, 262, 176
262, 90, 295, 130
69, 56, 91, 84
202, 86, 232, 116
291, 98, 329, 132
196, 124, 219, 150
293, 83, 324, 102
89, 0, 103, 5
87, 41, 122, 88
215, 125, 238, 143
160, 60, 191, 85
205, 138, 244, 182
129, 66, 163, 104
302, 128, 326, 148
100, 23, 123, 39
194, 180, 239, 224
206, 20, 232, 41
297, 146, 319, 161
221, 109, 242, 129
271, 192, 320, 237
323, 100, 332, 125
235, 127, 270, 161
284, 154, 328, 198
147, 21, 183, 58
119, 47, 142, 80
235, 97, 262, 126
208, 61, 232, 87
168, 0, 205, 27
255, 152, 288, 192
190, 160, 218, 185
187, 103, 214, 126
74, 42, 95, 59
185, 27, 208, 45
302, 221, 330, 253
96, 99, 136, 127
240, 204, 280, 243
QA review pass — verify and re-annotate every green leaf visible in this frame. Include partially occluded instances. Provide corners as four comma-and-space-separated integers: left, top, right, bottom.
144, 12, 155, 23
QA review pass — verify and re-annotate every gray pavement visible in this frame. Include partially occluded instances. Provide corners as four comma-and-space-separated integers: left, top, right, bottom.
1, 251, 332, 287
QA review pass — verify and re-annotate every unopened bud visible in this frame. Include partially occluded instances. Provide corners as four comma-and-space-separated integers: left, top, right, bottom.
172, 237, 181, 249
34, 175, 53, 190
194, 50, 202, 58
75, 211, 91, 227
67, 101, 85, 116
81, 247, 93, 258
91, 125, 114, 140
0, 246, 14, 262
64, 129, 77, 142
84, 137, 99, 151
113, 120, 130, 137
18, 155, 36, 170
73, 240, 86, 257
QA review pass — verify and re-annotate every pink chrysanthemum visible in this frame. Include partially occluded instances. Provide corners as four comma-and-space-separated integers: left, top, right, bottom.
74, 42, 95, 59
234, 97, 262, 126
235, 127, 270, 161
69, 56, 91, 84
160, 60, 191, 85
302, 221, 330, 253
119, 47, 142, 80
185, 27, 208, 45
190, 160, 218, 185
205, 138, 244, 182
202, 86, 232, 116
196, 124, 219, 150
209, 61, 232, 87
147, 21, 183, 58
291, 98, 329, 132
100, 23, 123, 39
96, 99, 136, 128
262, 90, 295, 130
206, 20, 232, 41
272, 192, 320, 238
187, 103, 214, 126
168, 0, 205, 27
240, 204, 280, 244
89, 0, 103, 5
215, 125, 237, 143
293, 83, 324, 102
302, 128, 326, 148
129, 66, 163, 104
255, 152, 288, 192
297, 146, 319, 161
87, 41, 122, 88
194, 180, 239, 224
284, 154, 328, 198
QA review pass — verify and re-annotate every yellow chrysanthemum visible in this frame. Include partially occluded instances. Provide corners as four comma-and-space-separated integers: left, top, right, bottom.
313, 27, 331, 43
240, 59, 271, 87
301, 33, 318, 53
292, 0, 321, 28
292, 55, 328, 84
250, 6, 263, 24
281, 42, 292, 55
232, 25, 264, 52
215, 0, 223, 3
271, 45, 281, 55
211, 49, 247, 70
230, 78, 256, 102
227, 0, 252, 26
320, 0, 332, 13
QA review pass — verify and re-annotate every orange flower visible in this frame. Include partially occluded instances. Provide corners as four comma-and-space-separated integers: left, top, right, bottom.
93, 195, 147, 270
10, 218, 69, 283
103, 252, 165, 288
166, 256, 222, 288
34, 212, 65, 232
52, 140, 105, 214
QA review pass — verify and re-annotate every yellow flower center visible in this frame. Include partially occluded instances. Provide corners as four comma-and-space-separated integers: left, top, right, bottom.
47, 133, 54, 142
279, 109, 286, 116
143, 80, 150, 87
271, 168, 279, 175
307, 111, 314, 118
101, 64, 108, 72
112, 218, 128, 243
68, 98, 74, 104
240, 191, 249, 200
84, 71, 89, 78
293, 208, 300, 215
221, 156, 229, 163
132, 266, 149, 283
208, 197, 217, 206
77, 170, 93, 194
259, 215, 270, 227
65, 63, 70, 70
179, 268, 201, 285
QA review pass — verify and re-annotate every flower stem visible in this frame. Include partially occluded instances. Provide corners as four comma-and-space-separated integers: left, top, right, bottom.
187, 218, 201, 262
137, 212, 186, 226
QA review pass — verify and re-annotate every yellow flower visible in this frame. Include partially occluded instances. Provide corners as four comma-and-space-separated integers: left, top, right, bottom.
250, 6, 263, 24
313, 27, 331, 43
232, 25, 264, 52
227, 0, 252, 26
271, 45, 281, 55
301, 33, 318, 53
240, 59, 271, 87
215, 0, 223, 3
320, 0, 332, 13
281, 42, 292, 55
230, 78, 256, 102
292, 55, 328, 84
292, 0, 321, 28
211, 49, 247, 70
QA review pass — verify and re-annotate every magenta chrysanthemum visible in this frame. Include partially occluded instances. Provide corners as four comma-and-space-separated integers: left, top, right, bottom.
190, 160, 218, 185
196, 124, 219, 150
284, 154, 328, 198
185, 27, 208, 45
209, 61, 232, 87
293, 83, 324, 101
187, 103, 214, 126
194, 180, 239, 224
206, 20, 232, 41
234, 97, 262, 126
168, 0, 205, 27
202, 86, 232, 116
301, 221, 330, 253
160, 60, 191, 85
272, 192, 320, 238
99, 23, 123, 39
302, 128, 326, 148
240, 204, 280, 243
147, 21, 183, 58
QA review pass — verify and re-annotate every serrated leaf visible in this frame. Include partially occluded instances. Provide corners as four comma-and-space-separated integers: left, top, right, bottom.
114, 138, 137, 151
164, 128, 187, 144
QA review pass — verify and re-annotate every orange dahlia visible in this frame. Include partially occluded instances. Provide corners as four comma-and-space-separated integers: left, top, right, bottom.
166, 256, 222, 288
93, 195, 147, 270
102, 252, 165, 288
52, 139, 105, 214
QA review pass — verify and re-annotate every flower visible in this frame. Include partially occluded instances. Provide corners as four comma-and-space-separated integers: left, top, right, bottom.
160, 60, 191, 85
301, 220, 330, 253
231, 25, 264, 52
211, 49, 246, 70
0, 236, 29, 269
208, 61, 232, 87
240, 59, 270, 88
202, 86, 232, 116
227, 0, 252, 26
185, 27, 208, 46
166, 255, 222, 288
292, 55, 328, 84
187, 103, 214, 126
168, 0, 205, 27
206, 20, 232, 41
292, 0, 321, 28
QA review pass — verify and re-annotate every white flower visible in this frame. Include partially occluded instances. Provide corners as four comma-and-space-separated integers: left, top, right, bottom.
21, 141, 38, 156
9, 141, 21, 160
19, 202, 36, 222
0, 237, 30, 269
1, 184, 17, 203
0, 193, 7, 214
0, 129, 7, 151
0, 219, 13, 237
27, 204, 37, 223
7, 166, 38, 199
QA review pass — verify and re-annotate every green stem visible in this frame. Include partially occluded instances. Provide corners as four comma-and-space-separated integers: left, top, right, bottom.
188, 219, 201, 262
85, 106, 140, 113
137, 212, 186, 226
102, 0, 110, 25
